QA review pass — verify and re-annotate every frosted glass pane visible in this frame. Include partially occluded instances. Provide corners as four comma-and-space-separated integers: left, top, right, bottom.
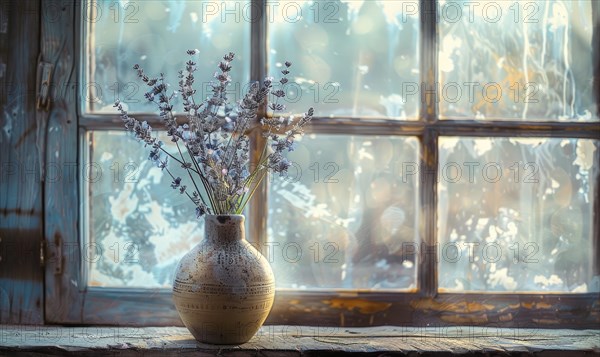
439, 0, 597, 121
87, 131, 201, 287
438, 137, 599, 292
88, 132, 421, 290
84, 0, 250, 113
268, 135, 420, 289
269, 1, 420, 119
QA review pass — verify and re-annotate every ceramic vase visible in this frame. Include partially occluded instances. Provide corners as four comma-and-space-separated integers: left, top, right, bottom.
172, 214, 275, 344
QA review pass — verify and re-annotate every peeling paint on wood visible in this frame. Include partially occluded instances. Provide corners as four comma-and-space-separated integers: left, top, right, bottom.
264, 291, 600, 328
42, 0, 84, 324
440, 314, 489, 324
0, 0, 43, 325
14, 123, 35, 148
323, 298, 392, 314
522, 302, 553, 310
410, 298, 495, 313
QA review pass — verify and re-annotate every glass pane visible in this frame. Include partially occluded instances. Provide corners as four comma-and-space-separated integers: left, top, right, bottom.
439, 0, 597, 121
268, 134, 420, 289
268, 0, 420, 119
438, 137, 599, 292
83, 0, 250, 114
86, 131, 202, 288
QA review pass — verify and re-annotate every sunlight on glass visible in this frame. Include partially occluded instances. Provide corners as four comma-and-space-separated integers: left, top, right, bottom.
269, 0, 420, 119
439, 0, 597, 121
438, 137, 599, 292
84, 0, 250, 114
268, 135, 420, 289
87, 131, 202, 288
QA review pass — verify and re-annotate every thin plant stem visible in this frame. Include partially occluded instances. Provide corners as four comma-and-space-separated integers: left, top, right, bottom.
175, 140, 208, 209
158, 146, 200, 175
160, 159, 202, 210
185, 147, 218, 211
235, 167, 268, 214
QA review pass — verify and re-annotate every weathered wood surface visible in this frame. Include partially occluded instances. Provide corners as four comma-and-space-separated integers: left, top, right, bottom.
0, 325, 598, 356
0, 0, 44, 324
81, 288, 181, 326
42, 0, 85, 324
267, 291, 600, 329
72, 288, 600, 329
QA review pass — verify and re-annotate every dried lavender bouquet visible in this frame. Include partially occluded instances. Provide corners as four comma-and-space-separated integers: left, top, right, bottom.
114, 50, 313, 217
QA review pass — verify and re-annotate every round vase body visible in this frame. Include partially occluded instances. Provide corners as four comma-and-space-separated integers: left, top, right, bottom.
172, 215, 275, 344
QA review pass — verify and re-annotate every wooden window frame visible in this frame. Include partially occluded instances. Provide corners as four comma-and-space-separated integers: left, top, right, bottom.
41, 0, 600, 328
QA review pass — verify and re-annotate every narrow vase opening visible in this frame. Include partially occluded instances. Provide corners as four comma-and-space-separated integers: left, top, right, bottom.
204, 214, 245, 242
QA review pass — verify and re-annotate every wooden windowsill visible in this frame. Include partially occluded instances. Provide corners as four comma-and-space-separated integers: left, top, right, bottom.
1, 325, 598, 356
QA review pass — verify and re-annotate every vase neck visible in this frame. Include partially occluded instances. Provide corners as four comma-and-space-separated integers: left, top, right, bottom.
204, 215, 245, 242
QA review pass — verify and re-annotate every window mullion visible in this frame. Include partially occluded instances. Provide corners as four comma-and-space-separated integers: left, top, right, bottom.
418, 0, 439, 297
248, 0, 268, 245
420, 0, 439, 124
591, 0, 599, 281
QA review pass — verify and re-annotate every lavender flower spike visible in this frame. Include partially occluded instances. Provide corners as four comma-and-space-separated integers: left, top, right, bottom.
115, 51, 315, 218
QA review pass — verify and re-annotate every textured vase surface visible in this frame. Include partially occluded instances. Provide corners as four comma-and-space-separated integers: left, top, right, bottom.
172, 214, 275, 344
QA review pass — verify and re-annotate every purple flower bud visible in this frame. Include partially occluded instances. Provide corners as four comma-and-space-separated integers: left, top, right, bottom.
171, 177, 182, 189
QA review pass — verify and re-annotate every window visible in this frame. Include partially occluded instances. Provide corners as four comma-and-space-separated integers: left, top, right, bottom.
44, 0, 600, 327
